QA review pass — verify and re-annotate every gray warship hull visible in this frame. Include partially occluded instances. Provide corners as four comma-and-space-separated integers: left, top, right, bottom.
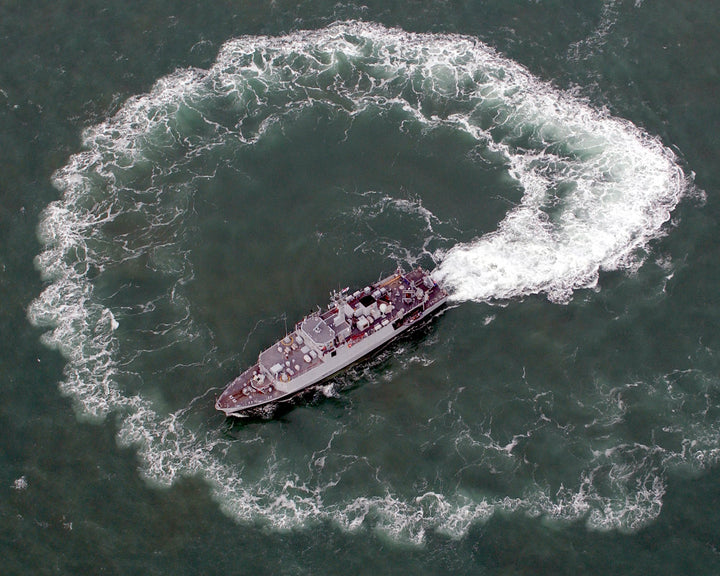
215, 268, 449, 416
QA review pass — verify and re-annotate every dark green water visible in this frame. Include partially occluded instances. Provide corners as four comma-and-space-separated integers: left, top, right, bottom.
3, 1, 720, 574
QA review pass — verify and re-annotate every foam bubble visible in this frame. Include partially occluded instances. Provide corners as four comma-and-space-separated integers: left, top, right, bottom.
12, 476, 28, 491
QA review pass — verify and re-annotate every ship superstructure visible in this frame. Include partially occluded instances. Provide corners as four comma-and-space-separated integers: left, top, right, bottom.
215, 267, 448, 415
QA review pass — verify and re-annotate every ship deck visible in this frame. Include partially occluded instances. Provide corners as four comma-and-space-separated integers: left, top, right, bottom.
259, 331, 324, 384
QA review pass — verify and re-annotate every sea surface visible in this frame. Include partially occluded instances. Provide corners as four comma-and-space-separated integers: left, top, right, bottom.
3, 1, 720, 574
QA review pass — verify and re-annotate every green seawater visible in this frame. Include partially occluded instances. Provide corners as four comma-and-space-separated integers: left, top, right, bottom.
3, 1, 720, 574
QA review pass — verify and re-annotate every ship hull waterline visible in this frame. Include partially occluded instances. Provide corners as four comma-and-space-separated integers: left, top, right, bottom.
215, 268, 449, 417
218, 299, 447, 416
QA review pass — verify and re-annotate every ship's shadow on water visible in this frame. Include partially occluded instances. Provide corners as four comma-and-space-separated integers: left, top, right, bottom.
220, 312, 445, 426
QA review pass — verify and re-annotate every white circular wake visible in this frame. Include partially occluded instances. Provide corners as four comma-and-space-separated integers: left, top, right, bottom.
28, 21, 692, 543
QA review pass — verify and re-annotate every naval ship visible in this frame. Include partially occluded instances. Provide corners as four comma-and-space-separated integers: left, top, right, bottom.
216, 267, 448, 416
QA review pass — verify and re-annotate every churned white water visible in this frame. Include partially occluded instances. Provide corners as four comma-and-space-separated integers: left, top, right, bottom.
28, 21, 697, 543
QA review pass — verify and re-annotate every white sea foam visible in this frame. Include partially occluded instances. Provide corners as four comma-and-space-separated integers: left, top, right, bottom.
567, 0, 623, 62
341, 189, 453, 266
28, 21, 697, 543
13, 476, 28, 491
433, 97, 686, 303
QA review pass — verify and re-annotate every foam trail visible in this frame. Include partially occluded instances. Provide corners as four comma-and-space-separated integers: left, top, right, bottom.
28, 21, 697, 543
434, 101, 686, 303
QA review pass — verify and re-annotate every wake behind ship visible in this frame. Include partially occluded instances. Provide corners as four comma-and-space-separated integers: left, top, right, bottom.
216, 268, 448, 416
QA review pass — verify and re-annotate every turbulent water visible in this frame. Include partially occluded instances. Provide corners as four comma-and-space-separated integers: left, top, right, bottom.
6, 2, 720, 573
25, 21, 698, 540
